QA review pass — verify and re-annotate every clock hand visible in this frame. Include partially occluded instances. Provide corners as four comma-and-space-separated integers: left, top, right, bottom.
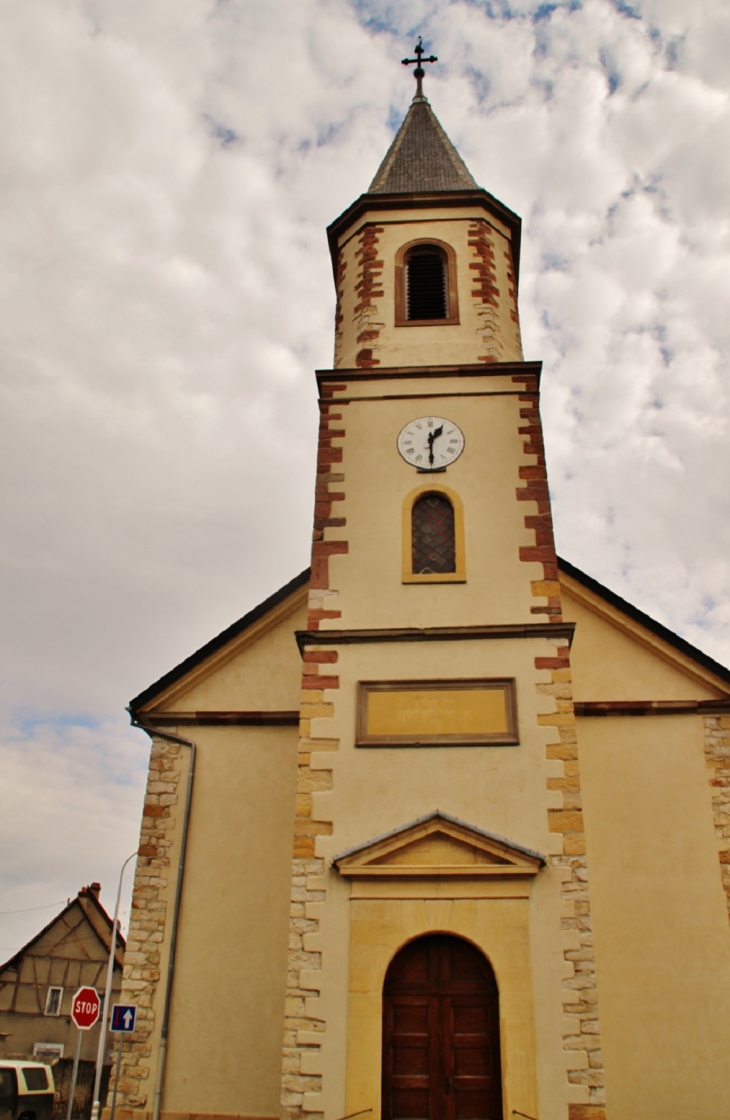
427, 426, 444, 465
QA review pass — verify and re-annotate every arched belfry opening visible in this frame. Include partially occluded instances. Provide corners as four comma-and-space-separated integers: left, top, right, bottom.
406, 245, 447, 320
382, 934, 503, 1120
394, 239, 459, 328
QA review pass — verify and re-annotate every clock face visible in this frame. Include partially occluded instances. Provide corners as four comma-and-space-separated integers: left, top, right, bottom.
397, 416, 465, 471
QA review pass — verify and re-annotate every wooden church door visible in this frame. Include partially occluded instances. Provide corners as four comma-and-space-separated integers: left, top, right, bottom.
382, 935, 503, 1120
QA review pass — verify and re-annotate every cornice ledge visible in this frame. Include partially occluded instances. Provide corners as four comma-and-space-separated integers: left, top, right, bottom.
296, 621, 575, 652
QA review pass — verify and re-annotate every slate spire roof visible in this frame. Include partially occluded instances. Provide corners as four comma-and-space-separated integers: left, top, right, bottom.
368, 94, 477, 195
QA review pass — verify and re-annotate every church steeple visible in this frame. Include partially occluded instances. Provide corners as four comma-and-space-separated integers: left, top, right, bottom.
367, 98, 478, 195
327, 74, 522, 371
369, 38, 477, 195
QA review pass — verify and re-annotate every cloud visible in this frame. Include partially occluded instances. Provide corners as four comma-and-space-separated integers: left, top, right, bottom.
1, 0, 729, 940
0, 715, 148, 955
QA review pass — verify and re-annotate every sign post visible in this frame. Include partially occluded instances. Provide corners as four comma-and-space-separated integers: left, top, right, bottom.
66, 987, 101, 1120
109, 1005, 137, 1120
91, 852, 137, 1120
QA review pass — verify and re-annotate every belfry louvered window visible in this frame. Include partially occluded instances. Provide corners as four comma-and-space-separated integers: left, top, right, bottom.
406, 247, 447, 320
412, 494, 456, 574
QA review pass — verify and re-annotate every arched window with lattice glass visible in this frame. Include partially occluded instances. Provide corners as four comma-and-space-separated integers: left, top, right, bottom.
412, 493, 456, 575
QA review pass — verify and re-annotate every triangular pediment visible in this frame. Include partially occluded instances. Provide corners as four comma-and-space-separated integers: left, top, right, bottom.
333, 811, 545, 879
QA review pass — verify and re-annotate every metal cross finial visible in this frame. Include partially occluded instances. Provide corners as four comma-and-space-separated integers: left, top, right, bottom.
402, 36, 437, 100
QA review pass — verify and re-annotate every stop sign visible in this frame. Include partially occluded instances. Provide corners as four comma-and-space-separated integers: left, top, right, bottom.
71, 986, 100, 1030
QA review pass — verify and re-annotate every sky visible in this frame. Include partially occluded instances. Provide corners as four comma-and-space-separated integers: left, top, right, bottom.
2, 0, 730, 954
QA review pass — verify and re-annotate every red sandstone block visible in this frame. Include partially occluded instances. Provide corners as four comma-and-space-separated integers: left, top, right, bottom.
520, 545, 557, 563
302, 675, 340, 690
313, 541, 349, 557
519, 465, 547, 480
308, 608, 341, 622
317, 447, 343, 466
310, 557, 329, 588
524, 514, 554, 530
516, 484, 550, 502
531, 605, 563, 619
535, 656, 570, 669
303, 650, 339, 664
315, 490, 345, 504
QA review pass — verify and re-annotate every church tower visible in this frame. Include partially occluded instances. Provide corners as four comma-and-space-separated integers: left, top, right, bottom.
283, 58, 606, 1120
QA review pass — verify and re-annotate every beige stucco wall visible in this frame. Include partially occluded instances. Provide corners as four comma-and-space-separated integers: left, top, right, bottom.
320, 372, 542, 631
578, 715, 730, 1119
335, 205, 522, 370
162, 724, 299, 1116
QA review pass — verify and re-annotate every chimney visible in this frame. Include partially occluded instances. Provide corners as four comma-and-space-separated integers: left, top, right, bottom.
87, 883, 102, 899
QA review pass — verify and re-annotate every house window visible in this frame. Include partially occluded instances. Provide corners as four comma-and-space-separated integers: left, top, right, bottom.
34, 1043, 64, 1060
412, 494, 455, 573
44, 987, 63, 1016
402, 484, 466, 583
395, 239, 459, 325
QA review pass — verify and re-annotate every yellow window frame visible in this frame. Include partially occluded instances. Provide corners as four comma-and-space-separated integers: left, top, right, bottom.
402, 483, 466, 584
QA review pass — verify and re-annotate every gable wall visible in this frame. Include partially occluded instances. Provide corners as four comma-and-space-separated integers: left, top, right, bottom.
117, 592, 307, 1117
156, 598, 308, 713
558, 575, 730, 1117
562, 584, 722, 702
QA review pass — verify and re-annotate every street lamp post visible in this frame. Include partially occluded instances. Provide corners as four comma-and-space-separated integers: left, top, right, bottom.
90, 852, 137, 1120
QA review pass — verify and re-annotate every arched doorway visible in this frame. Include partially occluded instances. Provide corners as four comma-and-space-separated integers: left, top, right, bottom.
382, 934, 503, 1120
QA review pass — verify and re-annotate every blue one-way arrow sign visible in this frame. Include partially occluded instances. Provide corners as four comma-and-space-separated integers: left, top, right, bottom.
110, 1004, 137, 1033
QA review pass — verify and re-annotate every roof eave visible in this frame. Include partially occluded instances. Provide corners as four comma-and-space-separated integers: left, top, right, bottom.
326, 189, 522, 287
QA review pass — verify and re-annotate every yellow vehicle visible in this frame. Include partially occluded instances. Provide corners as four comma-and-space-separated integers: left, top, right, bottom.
0, 1063, 54, 1120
